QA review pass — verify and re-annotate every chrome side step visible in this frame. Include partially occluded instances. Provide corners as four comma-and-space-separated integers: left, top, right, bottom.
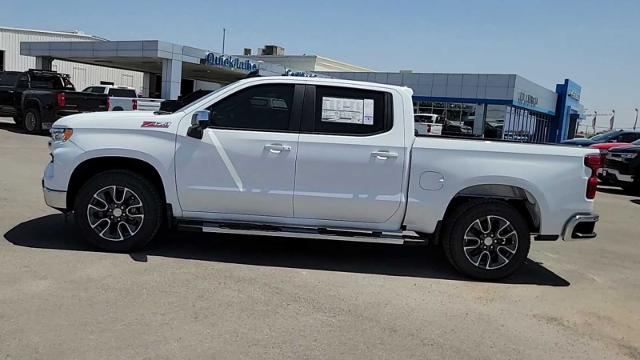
177, 220, 426, 245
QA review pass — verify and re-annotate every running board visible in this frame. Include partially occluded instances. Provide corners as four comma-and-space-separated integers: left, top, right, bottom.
177, 220, 426, 245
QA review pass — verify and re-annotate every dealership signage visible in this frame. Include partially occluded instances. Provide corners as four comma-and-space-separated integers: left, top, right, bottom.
517, 91, 539, 106
567, 89, 580, 101
282, 68, 317, 77
204, 53, 258, 72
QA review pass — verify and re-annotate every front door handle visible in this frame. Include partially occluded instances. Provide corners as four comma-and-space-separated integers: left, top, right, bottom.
264, 143, 291, 153
371, 150, 399, 160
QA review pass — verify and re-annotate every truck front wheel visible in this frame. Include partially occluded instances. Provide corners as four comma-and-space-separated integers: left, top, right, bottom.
442, 200, 530, 280
73, 170, 163, 252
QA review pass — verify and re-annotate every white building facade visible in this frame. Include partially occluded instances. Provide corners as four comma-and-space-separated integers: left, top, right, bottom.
0, 27, 143, 93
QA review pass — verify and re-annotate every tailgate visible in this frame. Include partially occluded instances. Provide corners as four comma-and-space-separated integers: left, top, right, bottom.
63, 91, 109, 112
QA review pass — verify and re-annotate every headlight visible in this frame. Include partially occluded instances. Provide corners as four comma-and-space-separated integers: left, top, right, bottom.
50, 127, 73, 142
620, 153, 638, 159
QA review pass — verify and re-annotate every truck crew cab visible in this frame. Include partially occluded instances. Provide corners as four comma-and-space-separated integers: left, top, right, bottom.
0, 69, 108, 133
42, 77, 600, 280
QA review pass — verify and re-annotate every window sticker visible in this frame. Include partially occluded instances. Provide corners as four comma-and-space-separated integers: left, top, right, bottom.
321, 97, 374, 125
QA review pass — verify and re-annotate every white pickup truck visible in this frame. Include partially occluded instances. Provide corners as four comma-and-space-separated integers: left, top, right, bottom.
82, 85, 163, 112
43, 77, 600, 280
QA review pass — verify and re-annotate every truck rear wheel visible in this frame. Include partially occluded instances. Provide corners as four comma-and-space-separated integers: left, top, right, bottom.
23, 109, 42, 134
73, 170, 163, 252
442, 200, 530, 280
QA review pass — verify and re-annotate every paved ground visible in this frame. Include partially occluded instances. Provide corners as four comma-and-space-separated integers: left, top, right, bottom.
0, 118, 639, 360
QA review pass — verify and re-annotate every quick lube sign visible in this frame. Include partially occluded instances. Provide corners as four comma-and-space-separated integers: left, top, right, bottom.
204, 53, 258, 72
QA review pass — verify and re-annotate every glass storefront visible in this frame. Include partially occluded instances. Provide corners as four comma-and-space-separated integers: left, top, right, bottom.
414, 100, 552, 143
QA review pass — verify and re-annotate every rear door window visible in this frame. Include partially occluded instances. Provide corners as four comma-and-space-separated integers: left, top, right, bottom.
303, 85, 392, 136
618, 132, 640, 142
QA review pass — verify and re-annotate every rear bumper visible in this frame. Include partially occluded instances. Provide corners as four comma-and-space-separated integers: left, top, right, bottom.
562, 214, 599, 241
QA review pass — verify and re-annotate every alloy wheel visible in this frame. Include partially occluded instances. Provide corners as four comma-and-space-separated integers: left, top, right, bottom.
86, 185, 144, 241
463, 215, 518, 270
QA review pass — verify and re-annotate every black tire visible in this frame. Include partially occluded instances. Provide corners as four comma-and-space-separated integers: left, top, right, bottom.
13, 115, 23, 126
73, 170, 164, 252
621, 179, 640, 195
23, 108, 42, 134
442, 200, 530, 280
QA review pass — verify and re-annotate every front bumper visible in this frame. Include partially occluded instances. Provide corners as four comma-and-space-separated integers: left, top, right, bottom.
602, 168, 634, 183
562, 214, 599, 241
42, 180, 67, 210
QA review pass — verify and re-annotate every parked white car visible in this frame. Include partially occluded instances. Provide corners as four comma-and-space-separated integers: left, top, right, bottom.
43, 77, 600, 280
414, 113, 443, 136
82, 85, 163, 112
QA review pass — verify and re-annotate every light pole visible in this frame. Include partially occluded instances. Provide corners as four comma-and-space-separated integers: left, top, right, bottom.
610, 109, 615, 130
222, 28, 226, 54
635, 108, 638, 130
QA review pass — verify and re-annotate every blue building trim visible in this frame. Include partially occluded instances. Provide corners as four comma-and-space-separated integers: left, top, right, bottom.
412, 95, 512, 105
550, 79, 583, 142
412, 96, 555, 116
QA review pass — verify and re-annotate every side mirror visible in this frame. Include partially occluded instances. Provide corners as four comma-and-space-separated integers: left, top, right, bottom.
187, 110, 210, 139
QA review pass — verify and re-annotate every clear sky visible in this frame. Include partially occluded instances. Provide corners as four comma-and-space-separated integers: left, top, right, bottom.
2, 0, 639, 127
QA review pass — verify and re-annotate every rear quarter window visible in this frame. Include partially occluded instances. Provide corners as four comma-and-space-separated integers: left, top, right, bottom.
0, 73, 19, 86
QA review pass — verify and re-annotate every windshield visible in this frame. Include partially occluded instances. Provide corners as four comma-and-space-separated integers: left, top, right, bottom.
590, 130, 619, 142
167, 85, 230, 114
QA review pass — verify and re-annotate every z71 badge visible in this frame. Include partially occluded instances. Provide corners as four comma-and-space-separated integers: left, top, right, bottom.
141, 121, 171, 128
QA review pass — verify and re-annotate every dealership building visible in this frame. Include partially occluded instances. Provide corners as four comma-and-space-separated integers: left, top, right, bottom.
1, 26, 583, 143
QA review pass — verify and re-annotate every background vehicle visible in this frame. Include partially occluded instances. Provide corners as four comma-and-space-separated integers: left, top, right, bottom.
0, 69, 108, 133
43, 77, 599, 280
160, 89, 214, 113
602, 144, 640, 193
82, 85, 163, 112
589, 140, 637, 183
562, 129, 640, 147
414, 113, 443, 135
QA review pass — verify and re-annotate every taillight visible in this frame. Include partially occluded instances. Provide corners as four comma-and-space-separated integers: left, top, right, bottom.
132, 99, 138, 110
598, 149, 608, 162
56, 93, 65, 107
584, 154, 601, 199
427, 124, 432, 133
105, 97, 110, 111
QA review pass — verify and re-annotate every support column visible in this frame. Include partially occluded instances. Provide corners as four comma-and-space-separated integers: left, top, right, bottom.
161, 59, 182, 100
473, 104, 486, 136
141, 73, 152, 97
35, 56, 53, 71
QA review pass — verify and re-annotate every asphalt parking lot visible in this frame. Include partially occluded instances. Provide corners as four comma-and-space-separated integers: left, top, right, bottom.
0, 118, 639, 360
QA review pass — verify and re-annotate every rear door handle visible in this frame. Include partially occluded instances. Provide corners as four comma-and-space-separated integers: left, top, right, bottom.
264, 143, 291, 153
371, 150, 399, 159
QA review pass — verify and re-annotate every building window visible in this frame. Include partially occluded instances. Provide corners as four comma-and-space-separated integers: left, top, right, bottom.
485, 105, 506, 139
0, 50, 5, 71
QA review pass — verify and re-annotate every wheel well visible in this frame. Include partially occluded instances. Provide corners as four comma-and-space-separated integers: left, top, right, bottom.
438, 185, 541, 243
23, 100, 40, 112
67, 157, 166, 210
